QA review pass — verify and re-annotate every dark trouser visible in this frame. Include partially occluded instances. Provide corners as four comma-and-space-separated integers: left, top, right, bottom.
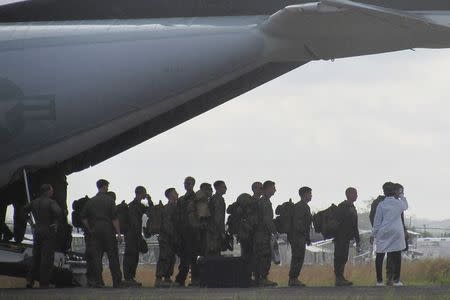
240, 238, 255, 278
334, 238, 350, 279
254, 230, 271, 280
13, 198, 27, 243
175, 229, 200, 284
123, 231, 140, 280
288, 235, 306, 279
386, 251, 402, 283
156, 235, 176, 279
84, 233, 96, 285
205, 230, 221, 256
27, 229, 56, 287
91, 223, 122, 286
375, 253, 385, 283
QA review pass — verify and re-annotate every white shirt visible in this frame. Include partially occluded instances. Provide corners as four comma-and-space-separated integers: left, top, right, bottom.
372, 196, 408, 253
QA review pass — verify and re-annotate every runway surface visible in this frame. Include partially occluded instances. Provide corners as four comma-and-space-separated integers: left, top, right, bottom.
1, 286, 450, 299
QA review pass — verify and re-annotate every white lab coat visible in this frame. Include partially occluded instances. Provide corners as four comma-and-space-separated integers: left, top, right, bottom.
372, 196, 408, 253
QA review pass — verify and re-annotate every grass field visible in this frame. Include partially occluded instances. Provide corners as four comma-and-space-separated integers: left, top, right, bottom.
2, 259, 449, 288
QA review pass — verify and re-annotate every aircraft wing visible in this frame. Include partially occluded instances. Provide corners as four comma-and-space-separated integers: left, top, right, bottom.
0, 0, 30, 7
262, 0, 450, 61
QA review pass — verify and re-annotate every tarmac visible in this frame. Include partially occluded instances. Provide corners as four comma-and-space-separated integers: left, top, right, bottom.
1, 286, 450, 300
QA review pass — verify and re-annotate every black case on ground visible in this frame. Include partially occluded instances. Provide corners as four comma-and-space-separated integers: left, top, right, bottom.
198, 255, 251, 288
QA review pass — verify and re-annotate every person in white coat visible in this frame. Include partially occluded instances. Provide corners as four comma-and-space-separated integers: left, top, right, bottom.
372, 182, 408, 286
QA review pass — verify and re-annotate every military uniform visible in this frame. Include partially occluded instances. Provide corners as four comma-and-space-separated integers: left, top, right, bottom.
23, 196, 62, 288
123, 198, 150, 282
175, 191, 199, 286
288, 199, 312, 281
156, 201, 178, 285
80, 192, 122, 287
334, 200, 360, 283
254, 195, 277, 283
206, 193, 225, 256
240, 195, 259, 280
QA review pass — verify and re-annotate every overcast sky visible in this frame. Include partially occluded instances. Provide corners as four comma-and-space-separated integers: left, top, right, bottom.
61, 49, 450, 222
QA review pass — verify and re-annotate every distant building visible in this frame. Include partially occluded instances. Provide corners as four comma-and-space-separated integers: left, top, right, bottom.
415, 237, 450, 259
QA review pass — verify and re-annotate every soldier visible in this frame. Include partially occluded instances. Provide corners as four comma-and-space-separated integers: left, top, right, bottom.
123, 186, 152, 286
240, 181, 262, 283
81, 179, 124, 288
334, 187, 360, 286
23, 184, 62, 288
190, 183, 212, 258
254, 180, 278, 287
174, 176, 196, 287
206, 181, 227, 256
288, 186, 312, 287
155, 188, 179, 287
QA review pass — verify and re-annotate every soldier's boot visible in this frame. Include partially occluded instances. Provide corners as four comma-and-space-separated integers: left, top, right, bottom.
164, 277, 173, 285
155, 277, 170, 288
123, 279, 142, 287
172, 281, 185, 288
188, 279, 200, 287
335, 276, 353, 287
258, 277, 278, 287
26, 280, 34, 289
113, 281, 127, 289
88, 281, 104, 288
288, 278, 306, 287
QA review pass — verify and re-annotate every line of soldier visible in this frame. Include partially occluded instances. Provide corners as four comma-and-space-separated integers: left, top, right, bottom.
23, 177, 363, 288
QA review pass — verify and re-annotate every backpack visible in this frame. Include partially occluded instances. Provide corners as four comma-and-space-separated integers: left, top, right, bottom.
116, 201, 130, 234
274, 199, 294, 234
226, 193, 258, 242
187, 191, 211, 228
71, 196, 89, 229
312, 204, 339, 239
144, 200, 164, 236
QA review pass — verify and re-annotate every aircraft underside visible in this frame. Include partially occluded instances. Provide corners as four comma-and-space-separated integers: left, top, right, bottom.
0, 0, 450, 250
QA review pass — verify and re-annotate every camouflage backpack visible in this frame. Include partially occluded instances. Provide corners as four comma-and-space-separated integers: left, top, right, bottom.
226, 193, 258, 242
274, 199, 294, 234
144, 200, 164, 236
312, 204, 339, 239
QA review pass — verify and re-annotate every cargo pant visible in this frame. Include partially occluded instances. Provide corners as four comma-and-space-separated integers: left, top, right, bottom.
156, 234, 176, 279
123, 231, 140, 281
27, 228, 56, 287
333, 238, 350, 279
175, 228, 200, 285
254, 230, 272, 280
288, 234, 306, 279
240, 238, 255, 278
91, 222, 122, 286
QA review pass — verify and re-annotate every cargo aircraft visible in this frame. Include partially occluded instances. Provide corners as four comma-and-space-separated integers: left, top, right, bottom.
1, 0, 450, 250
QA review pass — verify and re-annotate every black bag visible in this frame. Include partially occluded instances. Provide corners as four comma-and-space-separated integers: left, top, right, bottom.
144, 200, 164, 237
116, 201, 129, 234
71, 196, 89, 229
138, 234, 148, 254
274, 199, 294, 234
198, 256, 251, 288
312, 204, 339, 239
